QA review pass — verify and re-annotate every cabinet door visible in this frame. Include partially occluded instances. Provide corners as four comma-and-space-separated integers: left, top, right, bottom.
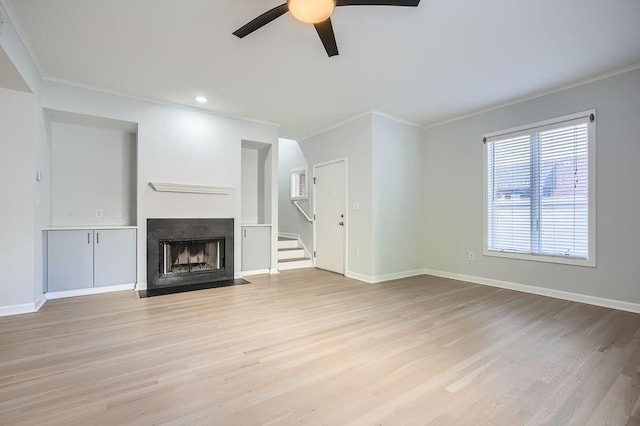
94, 229, 136, 287
47, 230, 94, 292
241, 226, 271, 271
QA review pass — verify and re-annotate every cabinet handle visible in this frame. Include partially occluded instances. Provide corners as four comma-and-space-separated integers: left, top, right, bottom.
97, 232, 100, 244
88, 232, 91, 244
243, 229, 247, 238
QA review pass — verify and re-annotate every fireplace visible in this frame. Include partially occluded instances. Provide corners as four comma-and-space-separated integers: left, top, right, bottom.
147, 218, 234, 290
160, 239, 224, 275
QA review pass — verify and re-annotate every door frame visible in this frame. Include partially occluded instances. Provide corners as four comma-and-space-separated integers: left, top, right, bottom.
312, 157, 349, 275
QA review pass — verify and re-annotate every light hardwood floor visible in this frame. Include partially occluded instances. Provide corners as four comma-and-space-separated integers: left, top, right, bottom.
1, 269, 639, 425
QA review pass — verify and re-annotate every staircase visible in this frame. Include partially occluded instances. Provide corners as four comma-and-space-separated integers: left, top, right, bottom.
277, 236, 313, 271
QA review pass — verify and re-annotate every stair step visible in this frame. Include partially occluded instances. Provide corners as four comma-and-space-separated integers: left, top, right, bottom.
278, 239, 299, 249
279, 257, 310, 263
278, 248, 305, 260
278, 257, 313, 271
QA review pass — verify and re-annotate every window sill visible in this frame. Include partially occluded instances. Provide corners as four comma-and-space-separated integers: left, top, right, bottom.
483, 249, 596, 268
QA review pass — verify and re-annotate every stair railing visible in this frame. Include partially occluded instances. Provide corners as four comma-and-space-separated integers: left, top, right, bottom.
292, 200, 313, 222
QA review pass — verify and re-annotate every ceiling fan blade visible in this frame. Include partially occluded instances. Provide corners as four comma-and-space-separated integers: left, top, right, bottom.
232, 3, 289, 38
314, 18, 339, 57
336, 0, 420, 6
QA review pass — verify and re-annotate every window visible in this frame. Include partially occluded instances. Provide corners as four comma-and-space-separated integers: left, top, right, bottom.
290, 168, 307, 200
484, 111, 595, 266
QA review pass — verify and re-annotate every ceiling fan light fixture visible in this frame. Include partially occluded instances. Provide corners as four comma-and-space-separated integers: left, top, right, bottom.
288, 0, 335, 24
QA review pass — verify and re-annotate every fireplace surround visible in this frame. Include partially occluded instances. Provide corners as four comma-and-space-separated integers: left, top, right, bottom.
147, 218, 234, 290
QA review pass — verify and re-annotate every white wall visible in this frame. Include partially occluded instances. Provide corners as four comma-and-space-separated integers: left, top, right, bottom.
278, 138, 312, 250
51, 122, 136, 226
0, 1, 50, 314
423, 68, 640, 304
241, 148, 259, 223
0, 89, 35, 309
299, 115, 373, 277
41, 80, 280, 284
372, 114, 423, 277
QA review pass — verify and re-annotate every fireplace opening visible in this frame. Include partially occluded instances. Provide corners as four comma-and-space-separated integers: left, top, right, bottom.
160, 239, 224, 276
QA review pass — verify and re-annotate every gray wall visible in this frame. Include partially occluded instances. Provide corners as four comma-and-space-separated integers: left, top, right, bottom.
278, 138, 313, 251
241, 148, 259, 223
51, 122, 136, 226
299, 115, 373, 277
423, 68, 640, 303
0, 1, 51, 312
0, 88, 35, 308
372, 114, 424, 277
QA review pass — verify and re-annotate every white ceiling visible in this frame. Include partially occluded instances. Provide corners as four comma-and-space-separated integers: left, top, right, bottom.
6, 0, 640, 139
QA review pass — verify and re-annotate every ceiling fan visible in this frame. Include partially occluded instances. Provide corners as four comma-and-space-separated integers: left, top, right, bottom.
233, 0, 421, 57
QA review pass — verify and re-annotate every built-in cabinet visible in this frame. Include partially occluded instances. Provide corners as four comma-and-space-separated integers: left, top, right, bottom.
46, 228, 136, 292
241, 225, 271, 271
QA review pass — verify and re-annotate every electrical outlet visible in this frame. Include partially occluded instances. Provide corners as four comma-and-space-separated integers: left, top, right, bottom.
96, 209, 103, 218
468, 252, 475, 261
355, 249, 361, 258
117, 211, 123, 218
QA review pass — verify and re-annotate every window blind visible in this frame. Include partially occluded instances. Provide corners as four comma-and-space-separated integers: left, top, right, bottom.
487, 116, 590, 260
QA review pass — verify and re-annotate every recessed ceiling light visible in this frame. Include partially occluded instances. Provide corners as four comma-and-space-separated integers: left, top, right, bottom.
195, 96, 207, 104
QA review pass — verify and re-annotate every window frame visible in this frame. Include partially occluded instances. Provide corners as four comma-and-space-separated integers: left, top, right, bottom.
290, 167, 308, 201
482, 110, 597, 267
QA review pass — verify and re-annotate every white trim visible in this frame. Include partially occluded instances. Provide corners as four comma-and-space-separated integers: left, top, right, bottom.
42, 76, 282, 128
371, 110, 422, 129
34, 294, 46, 311
345, 271, 373, 283
149, 182, 233, 195
299, 112, 371, 142
422, 269, 640, 314
483, 111, 596, 268
346, 269, 425, 284
45, 283, 136, 300
135, 282, 147, 291
423, 63, 640, 130
240, 269, 271, 277
312, 157, 349, 275
0, 302, 38, 317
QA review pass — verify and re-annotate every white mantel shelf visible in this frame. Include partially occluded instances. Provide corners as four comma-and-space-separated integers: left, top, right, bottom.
149, 182, 233, 195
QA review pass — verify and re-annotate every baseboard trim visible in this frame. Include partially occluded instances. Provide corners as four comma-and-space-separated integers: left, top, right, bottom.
34, 295, 47, 311
422, 269, 640, 314
46, 283, 136, 300
0, 302, 38, 317
240, 269, 271, 277
346, 269, 425, 284
135, 282, 147, 291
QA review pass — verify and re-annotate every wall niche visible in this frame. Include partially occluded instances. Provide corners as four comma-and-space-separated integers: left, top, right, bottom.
47, 109, 138, 227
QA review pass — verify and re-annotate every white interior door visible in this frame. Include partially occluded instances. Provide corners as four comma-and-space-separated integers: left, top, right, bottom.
314, 160, 345, 274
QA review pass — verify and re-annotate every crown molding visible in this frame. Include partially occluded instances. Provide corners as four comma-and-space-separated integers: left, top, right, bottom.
371, 110, 422, 128
43, 76, 282, 129
422, 62, 640, 130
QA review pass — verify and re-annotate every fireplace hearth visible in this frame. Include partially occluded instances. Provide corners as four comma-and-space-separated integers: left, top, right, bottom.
147, 218, 234, 291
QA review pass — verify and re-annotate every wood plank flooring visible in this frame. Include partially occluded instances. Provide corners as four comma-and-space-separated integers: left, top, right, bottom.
1, 270, 639, 425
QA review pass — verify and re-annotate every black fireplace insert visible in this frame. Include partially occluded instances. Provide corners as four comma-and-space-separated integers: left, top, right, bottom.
147, 218, 234, 290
